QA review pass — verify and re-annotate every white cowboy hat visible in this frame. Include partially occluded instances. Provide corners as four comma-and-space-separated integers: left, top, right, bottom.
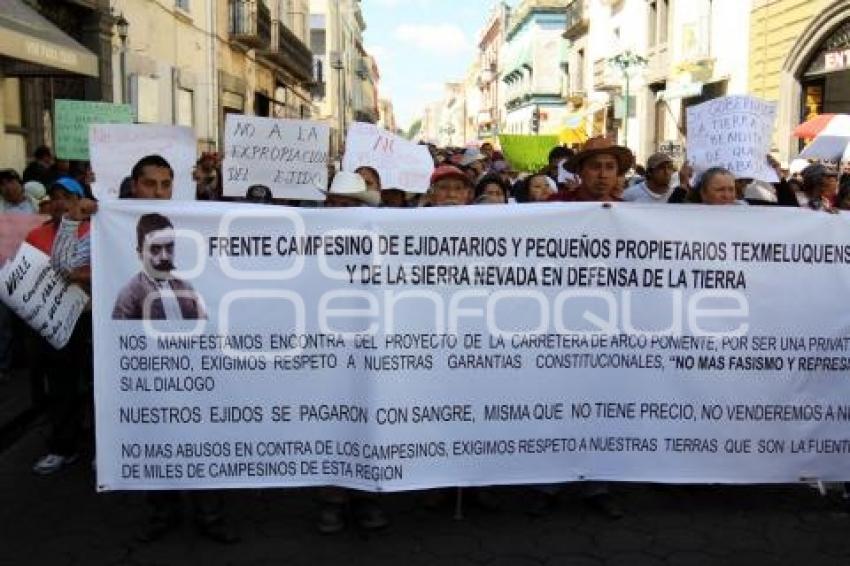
327, 171, 380, 206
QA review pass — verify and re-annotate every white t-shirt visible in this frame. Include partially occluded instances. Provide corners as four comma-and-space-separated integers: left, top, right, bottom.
622, 181, 674, 203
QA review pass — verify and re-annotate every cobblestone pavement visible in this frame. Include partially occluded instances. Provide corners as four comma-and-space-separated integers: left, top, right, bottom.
1, 424, 849, 566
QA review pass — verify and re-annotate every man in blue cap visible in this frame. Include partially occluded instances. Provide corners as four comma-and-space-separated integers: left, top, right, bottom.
25, 176, 92, 477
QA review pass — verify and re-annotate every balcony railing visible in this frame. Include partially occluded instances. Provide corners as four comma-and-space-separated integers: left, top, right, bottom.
267, 20, 314, 83
229, 0, 271, 50
593, 58, 618, 90
563, 0, 589, 41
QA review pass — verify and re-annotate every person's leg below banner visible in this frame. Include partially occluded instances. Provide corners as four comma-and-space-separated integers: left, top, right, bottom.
32, 314, 90, 475
0, 302, 13, 383
581, 481, 624, 520
191, 490, 240, 544
138, 491, 183, 543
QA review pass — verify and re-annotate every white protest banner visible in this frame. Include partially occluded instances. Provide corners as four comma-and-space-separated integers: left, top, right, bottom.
222, 115, 329, 201
94, 201, 850, 491
54, 99, 134, 161
686, 95, 779, 182
1, 241, 88, 349
342, 122, 434, 193
90, 124, 197, 201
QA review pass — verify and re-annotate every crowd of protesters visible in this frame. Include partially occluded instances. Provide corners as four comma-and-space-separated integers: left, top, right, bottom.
1, 133, 850, 543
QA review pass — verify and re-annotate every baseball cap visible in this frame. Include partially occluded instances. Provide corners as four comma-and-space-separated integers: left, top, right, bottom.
50, 176, 86, 198
245, 184, 273, 203
646, 152, 674, 170
430, 165, 471, 187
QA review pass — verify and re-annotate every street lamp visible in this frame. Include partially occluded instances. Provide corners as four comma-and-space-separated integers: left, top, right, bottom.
608, 50, 647, 146
115, 14, 129, 104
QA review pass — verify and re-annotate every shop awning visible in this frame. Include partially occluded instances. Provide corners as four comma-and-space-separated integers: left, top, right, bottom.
0, 0, 99, 77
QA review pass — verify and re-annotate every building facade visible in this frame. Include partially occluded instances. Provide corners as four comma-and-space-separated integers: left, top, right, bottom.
377, 98, 397, 133
502, 0, 570, 136
750, 0, 850, 161
562, 0, 751, 163
309, 0, 370, 154
0, 0, 113, 170
0, 0, 316, 170
475, 2, 510, 141
114, 0, 313, 151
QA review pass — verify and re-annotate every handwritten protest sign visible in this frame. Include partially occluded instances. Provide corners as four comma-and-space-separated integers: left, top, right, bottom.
686, 95, 778, 182
89, 125, 196, 201
0, 242, 88, 349
223, 115, 329, 201
342, 122, 434, 193
0, 214, 47, 266
54, 100, 134, 161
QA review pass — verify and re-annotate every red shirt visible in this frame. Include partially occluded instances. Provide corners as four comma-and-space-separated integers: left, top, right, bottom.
26, 220, 90, 255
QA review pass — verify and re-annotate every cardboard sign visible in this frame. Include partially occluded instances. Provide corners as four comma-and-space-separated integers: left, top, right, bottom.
89, 124, 197, 201
54, 100, 135, 161
223, 115, 329, 201
0, 242, 88, 349
343, 122, 434, 194
686, 95, 778, 182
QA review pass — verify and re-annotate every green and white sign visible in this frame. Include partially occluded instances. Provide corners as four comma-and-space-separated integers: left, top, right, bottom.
55, 100, 134, 160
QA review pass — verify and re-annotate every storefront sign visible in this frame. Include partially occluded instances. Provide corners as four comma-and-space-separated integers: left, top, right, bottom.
825, 49, 850, 73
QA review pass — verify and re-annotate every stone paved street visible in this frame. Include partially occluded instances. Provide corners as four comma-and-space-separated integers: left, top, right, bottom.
1, 423, 849, 566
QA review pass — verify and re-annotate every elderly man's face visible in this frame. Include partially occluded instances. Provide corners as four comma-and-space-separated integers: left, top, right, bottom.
578, 154, 619, 200
140, 229, 176, 278
431, 178, 472, 206
133, 165, 173, 200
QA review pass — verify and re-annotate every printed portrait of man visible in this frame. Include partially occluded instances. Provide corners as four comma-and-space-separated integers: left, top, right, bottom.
112, 213, 206, 320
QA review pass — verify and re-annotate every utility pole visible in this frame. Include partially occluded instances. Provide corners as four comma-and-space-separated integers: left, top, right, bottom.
331, 1, 346, 159
608, 50, 647, 146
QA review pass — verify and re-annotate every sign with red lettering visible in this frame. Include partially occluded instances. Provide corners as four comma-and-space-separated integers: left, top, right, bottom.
825, 49, 850, 73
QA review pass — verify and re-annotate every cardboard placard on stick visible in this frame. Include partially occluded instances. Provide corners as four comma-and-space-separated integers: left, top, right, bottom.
686, 95, 778, 182
223, 115, 329, 201
343, 122, 434, 194
89, 125, 197, 201
55, 100, 134, 161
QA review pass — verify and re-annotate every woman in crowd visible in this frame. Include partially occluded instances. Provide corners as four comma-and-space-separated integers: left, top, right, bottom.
800, 164, 840, 213
514, 173, 555, 203
683, 167, 737, 206
474, 174, 509, 204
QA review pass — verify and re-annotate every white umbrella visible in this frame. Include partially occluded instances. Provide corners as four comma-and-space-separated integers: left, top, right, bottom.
800, 114, 850, 162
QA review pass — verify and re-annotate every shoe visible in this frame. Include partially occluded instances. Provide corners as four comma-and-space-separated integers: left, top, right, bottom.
585, 493, 624, 520
136, 514, 181, 543
197, 517, 240, 544
354, 500, 389, 531
316, 503, 346, 534
32, 453, 78, 475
